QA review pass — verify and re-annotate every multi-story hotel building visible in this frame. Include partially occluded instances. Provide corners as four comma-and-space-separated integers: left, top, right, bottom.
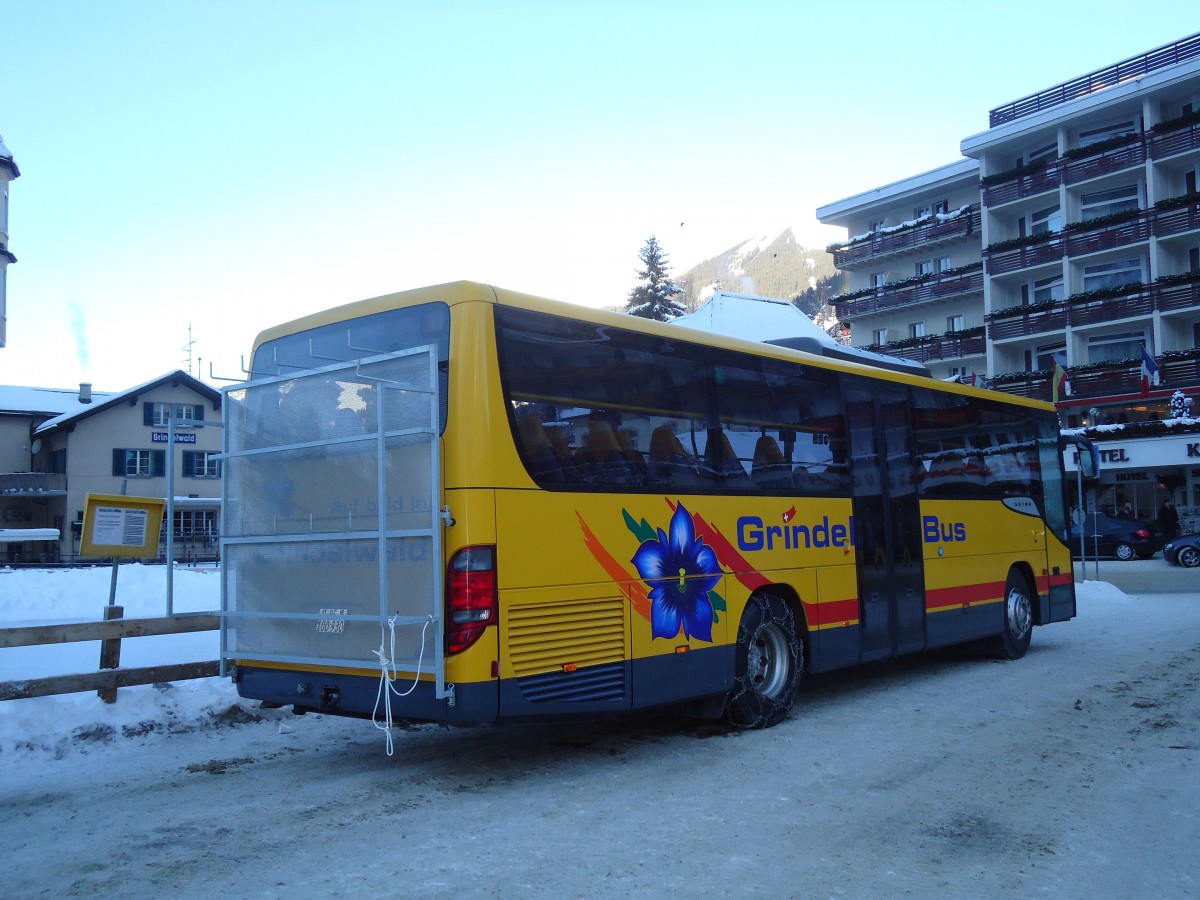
818, 32, 1200, 527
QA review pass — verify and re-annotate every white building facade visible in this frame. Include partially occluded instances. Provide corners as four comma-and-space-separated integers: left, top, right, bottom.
818, 32, 1200, 523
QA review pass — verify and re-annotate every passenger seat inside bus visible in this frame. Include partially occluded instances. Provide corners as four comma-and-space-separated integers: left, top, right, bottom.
579, 418, 643, 486
517, 414, 572, 484
703, 429, 749, 483
649, 425, 702, 487
752, 434, 793, 491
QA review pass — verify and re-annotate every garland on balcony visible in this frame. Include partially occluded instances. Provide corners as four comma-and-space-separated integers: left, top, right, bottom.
825, 205, 973, 253
985, 298, 1064, 320
829, 262, 983, 304
863, 326, 984, 352
1154, 191, 1200, 212
1155, 270, 1200, 287
1061, 131, 1142, 160
1160, 347, 1200, 362
980, 157, 1051, 188
1150, 107, 1200, 135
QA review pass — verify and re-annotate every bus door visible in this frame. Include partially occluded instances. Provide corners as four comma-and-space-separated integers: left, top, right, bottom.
845, 381, 926, 661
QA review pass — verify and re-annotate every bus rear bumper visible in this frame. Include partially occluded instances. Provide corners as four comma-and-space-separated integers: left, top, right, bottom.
234, 665, 499, 726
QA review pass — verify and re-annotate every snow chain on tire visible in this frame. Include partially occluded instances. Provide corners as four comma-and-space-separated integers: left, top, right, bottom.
726, 592, 803, 729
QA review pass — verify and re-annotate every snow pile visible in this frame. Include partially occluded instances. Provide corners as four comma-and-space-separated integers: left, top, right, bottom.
0, 564, 284, 758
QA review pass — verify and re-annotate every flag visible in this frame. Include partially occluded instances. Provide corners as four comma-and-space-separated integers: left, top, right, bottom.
1139, 345, 1160, 396
1051, 352, 1070, 403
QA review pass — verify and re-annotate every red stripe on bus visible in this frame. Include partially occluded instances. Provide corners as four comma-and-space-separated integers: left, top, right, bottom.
926, 580, 1006, 611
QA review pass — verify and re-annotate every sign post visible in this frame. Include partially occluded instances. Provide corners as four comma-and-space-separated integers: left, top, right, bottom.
80, 493, 166, 702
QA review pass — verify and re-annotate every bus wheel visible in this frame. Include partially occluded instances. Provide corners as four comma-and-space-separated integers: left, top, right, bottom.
991, 571, 1033, 660
726, 593, 802, 729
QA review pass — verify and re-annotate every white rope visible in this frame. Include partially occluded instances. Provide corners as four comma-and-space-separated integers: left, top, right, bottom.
371, 614, 433, 756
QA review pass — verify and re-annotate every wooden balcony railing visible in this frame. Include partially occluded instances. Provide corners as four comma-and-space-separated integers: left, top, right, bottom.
870, 332, 987, 365
985, 202, 1200, 275
0, 472, 66, 495
990, 354, 1200, 403
831, 209, 980, 269
987, 281, 1199, 341
988, 33, 1200, 127
982, 122, 1200, 208
834, 267, 983, 319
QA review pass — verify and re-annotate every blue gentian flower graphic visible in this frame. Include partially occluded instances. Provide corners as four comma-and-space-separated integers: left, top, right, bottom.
631, 503, 722, 642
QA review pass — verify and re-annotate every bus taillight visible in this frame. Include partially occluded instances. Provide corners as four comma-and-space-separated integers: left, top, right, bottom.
445, 546, 498, 655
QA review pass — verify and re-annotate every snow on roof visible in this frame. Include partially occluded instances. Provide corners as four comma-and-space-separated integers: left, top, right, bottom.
0, 384, 115, 417
32, 370, 218, 435
670, 290, 835, 344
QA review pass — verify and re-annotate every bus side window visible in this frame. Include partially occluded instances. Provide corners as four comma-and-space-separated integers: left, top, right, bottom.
752, 433, 792, 491
649, 425, 702, 487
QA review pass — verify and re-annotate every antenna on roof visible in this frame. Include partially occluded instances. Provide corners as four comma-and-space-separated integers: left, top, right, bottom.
181, 323, 196, 374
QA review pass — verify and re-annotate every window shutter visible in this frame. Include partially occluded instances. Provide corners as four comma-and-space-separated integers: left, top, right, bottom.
182, 451, 195, 478
152, 450, 166, 477
144, 403, 155, 426
192, 404, 204, 423
113, 449, 126, 476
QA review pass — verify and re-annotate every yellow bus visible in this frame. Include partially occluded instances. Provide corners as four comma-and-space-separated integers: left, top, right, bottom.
220, 281, 1097, 730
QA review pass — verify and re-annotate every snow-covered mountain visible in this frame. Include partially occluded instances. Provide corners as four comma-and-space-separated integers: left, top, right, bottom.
675, 229, 842, 318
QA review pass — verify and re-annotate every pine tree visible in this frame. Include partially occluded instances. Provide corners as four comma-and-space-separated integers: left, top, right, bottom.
625, 235, 686, 321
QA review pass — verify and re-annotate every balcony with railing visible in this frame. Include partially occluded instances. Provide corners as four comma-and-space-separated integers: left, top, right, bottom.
862, 328, 986, 366
988, 33, 1200, 127
984, 199, 1200, 275
833, 264, 983, 320
990, 351, 1200, 403
830, 208, 980, 269
987, 277, 1200, 341
981, 119, 1200, 209
0, 472, 67, 496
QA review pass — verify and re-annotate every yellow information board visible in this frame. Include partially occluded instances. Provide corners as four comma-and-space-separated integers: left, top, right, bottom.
80, 493, 166, 559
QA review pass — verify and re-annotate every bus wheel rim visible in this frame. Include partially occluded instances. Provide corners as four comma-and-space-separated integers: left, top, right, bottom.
750, 623, 790, 698
1007, 586, 1032, 641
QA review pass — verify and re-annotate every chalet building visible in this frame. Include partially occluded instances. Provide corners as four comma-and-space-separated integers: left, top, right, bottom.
818, 32, 1200, 529
0, 372, 221, 564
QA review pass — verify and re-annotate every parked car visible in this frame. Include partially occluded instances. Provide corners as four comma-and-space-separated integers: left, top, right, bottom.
1068, 512, 1159, 561
1162, 533, 1200, 568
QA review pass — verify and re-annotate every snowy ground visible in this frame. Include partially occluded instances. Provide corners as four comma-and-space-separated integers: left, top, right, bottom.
1, 566, 1198, 897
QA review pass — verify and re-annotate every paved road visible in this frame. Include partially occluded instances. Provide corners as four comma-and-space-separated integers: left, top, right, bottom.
1076, 555, 1199, 594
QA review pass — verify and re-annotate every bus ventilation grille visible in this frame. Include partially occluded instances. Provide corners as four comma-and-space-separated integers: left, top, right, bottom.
516, 662, 627, 703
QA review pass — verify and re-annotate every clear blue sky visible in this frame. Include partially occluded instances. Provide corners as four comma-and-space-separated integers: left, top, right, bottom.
1, 1, 1190, 389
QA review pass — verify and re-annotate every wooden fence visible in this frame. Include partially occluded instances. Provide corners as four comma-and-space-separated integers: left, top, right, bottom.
0, 608, 220, 703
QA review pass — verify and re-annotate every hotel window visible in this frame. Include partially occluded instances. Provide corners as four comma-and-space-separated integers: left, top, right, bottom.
947, 314, 964, 333
1025, 142, 1058, 166
1189, 246, 1200, 273
914, 205, 932, 219
1083, 258, 1144, 292
1031, 343, 1065, 372
873, 328, 889, 345
1079, 184, 1140, 221
1087, 331, 1145, 365
915, 260, 933, 277
1077, 119, 1137, 148
933, 200, 949, 215
870, 272, 888, 288
869, 219, 885, 233
1186, 169, 1197, 196
1021, 274, 1064, 305
935, 256, 953, 273
909, 322, 925, 339
1027, 204, 1062, 236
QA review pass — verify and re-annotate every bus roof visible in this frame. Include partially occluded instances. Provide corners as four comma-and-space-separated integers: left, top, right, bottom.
250, 280, 1054, 412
